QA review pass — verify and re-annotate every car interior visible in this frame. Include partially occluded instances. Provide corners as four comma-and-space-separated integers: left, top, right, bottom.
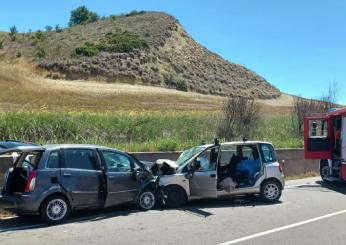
217, 144, 262, 191
3, 151, 42, 194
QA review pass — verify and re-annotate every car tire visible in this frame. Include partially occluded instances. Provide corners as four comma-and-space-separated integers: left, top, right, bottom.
260, 180, 282, 203
137, 188, 157, 211
320, 159, 329, 182
40, 195, 71, 225
164, 185, 187, 208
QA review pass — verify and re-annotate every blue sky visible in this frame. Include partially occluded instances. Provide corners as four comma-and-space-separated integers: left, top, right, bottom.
1, 0, 345, 103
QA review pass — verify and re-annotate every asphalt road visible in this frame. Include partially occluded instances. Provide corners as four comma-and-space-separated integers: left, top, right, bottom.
1, 177, 346, 245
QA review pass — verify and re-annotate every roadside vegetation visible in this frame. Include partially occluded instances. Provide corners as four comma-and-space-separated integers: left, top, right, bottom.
0, 111, 303, 152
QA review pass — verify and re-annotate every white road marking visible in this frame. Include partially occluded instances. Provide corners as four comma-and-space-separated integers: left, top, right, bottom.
217, 209, 346, 245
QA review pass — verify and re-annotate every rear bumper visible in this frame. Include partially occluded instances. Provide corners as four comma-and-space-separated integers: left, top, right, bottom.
0, 194, 38, 214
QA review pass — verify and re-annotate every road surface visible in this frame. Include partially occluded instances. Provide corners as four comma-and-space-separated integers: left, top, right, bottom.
1, 177, 346, 245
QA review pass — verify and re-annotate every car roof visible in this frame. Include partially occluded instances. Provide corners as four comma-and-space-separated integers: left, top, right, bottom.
0, 141, 38, 149
221, 141, 272, 146
0, 144, 122, 154
199, 141, 273, 148
43, 144, 119, 150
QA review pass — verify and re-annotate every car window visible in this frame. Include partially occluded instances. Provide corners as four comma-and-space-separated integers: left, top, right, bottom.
63, 149, 100, 170
47, 151, 60, 168
219, 144, 237, 166
260, 144, 277, 163
21, 151, 42, 169
241, 145, 259, 160
195, 147, 218, 172
102, 151, 132, 172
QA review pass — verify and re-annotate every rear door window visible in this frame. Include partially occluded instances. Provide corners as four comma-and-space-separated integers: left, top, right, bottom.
63, 149, 100, 170
47, 151, 60, 168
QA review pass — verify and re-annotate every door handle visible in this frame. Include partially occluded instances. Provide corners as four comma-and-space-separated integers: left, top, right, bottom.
63, 173, 72, 177
210, 174, 216, 178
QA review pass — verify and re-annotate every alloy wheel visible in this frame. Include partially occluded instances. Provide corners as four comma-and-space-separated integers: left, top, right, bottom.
46, 198, 68, 221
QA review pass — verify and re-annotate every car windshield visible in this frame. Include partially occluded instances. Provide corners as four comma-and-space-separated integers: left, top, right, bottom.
176, 146, 207, 166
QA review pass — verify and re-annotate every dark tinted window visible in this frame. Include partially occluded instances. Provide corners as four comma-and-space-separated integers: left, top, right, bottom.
47, 151, 60, 168
101, 151, 132, 172
63, 149, 100, 170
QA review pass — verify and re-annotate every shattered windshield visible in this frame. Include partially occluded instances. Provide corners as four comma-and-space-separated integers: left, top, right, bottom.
176, 146, 207, 166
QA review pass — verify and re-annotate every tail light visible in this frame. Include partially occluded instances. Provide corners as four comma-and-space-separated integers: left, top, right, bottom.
279, 161, 284, 173
25, 170, 37, 193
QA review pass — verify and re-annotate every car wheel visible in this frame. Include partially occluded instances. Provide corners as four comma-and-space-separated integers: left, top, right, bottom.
164, 185, 187, 208
40, 195, 71, 225
320, 159, 329, 182
260, 180, 282, 203
137, 189, 156, 211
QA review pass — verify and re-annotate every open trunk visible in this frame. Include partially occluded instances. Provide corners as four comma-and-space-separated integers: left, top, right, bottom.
1, 148, 43, 195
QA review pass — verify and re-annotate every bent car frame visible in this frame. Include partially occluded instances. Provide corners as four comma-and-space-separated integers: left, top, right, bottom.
156, 141, 285, 208
0, 144, 159, 224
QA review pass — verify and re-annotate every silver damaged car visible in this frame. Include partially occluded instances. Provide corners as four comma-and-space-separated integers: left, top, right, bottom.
156, 141, 285, 208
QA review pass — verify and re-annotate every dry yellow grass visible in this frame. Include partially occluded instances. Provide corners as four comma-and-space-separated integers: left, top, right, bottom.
0, 60, 293, 113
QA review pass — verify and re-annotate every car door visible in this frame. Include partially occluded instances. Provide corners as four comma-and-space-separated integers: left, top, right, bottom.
304, 117, 333, 159
60, 148, 103, 208
100, 150, 139, 207
189, 147, 218, 198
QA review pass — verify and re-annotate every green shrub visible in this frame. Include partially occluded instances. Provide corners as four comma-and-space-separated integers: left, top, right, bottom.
165, 77, 188, 92
9, 25, 18, 41
175, 79, 188, 92
110, 15, 118, 21
31, 30, 46, 42
100, 31, 149, 53
55, 25, 63, 33
75, 31, 148, 56
69, 6, 99, 26
75, 42, 100, 56
0, 39, 3, 49
125, 10, 146, 17
36, 47, 46, 59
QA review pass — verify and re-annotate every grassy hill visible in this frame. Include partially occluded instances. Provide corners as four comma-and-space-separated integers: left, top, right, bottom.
0, 10, 301, 152
0, 12, 280, 99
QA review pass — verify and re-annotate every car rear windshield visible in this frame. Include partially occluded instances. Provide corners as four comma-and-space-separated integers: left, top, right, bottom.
0, 151, 42, 169
259, 144, 277, 163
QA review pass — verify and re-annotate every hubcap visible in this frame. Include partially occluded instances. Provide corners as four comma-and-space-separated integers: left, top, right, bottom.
264, 183, 279, 200
46, 199, 67, 221
140, 191, 155, 210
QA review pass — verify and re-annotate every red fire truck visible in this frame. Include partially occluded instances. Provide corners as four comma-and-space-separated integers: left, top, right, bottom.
304, 108, 346, 182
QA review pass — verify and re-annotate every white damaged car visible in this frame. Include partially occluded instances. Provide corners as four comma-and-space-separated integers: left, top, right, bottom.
153, 140, 285, 208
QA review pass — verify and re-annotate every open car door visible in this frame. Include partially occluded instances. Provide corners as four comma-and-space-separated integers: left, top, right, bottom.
189, 147, 218, 198
304, 116, 333, 159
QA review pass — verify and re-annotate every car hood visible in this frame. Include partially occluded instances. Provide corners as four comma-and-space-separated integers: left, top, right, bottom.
149, 159, 178, 176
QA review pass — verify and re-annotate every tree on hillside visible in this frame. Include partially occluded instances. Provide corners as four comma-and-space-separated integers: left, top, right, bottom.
9, 25, 18, 41
45, 25, 53, 32
69, 6, 99, 26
